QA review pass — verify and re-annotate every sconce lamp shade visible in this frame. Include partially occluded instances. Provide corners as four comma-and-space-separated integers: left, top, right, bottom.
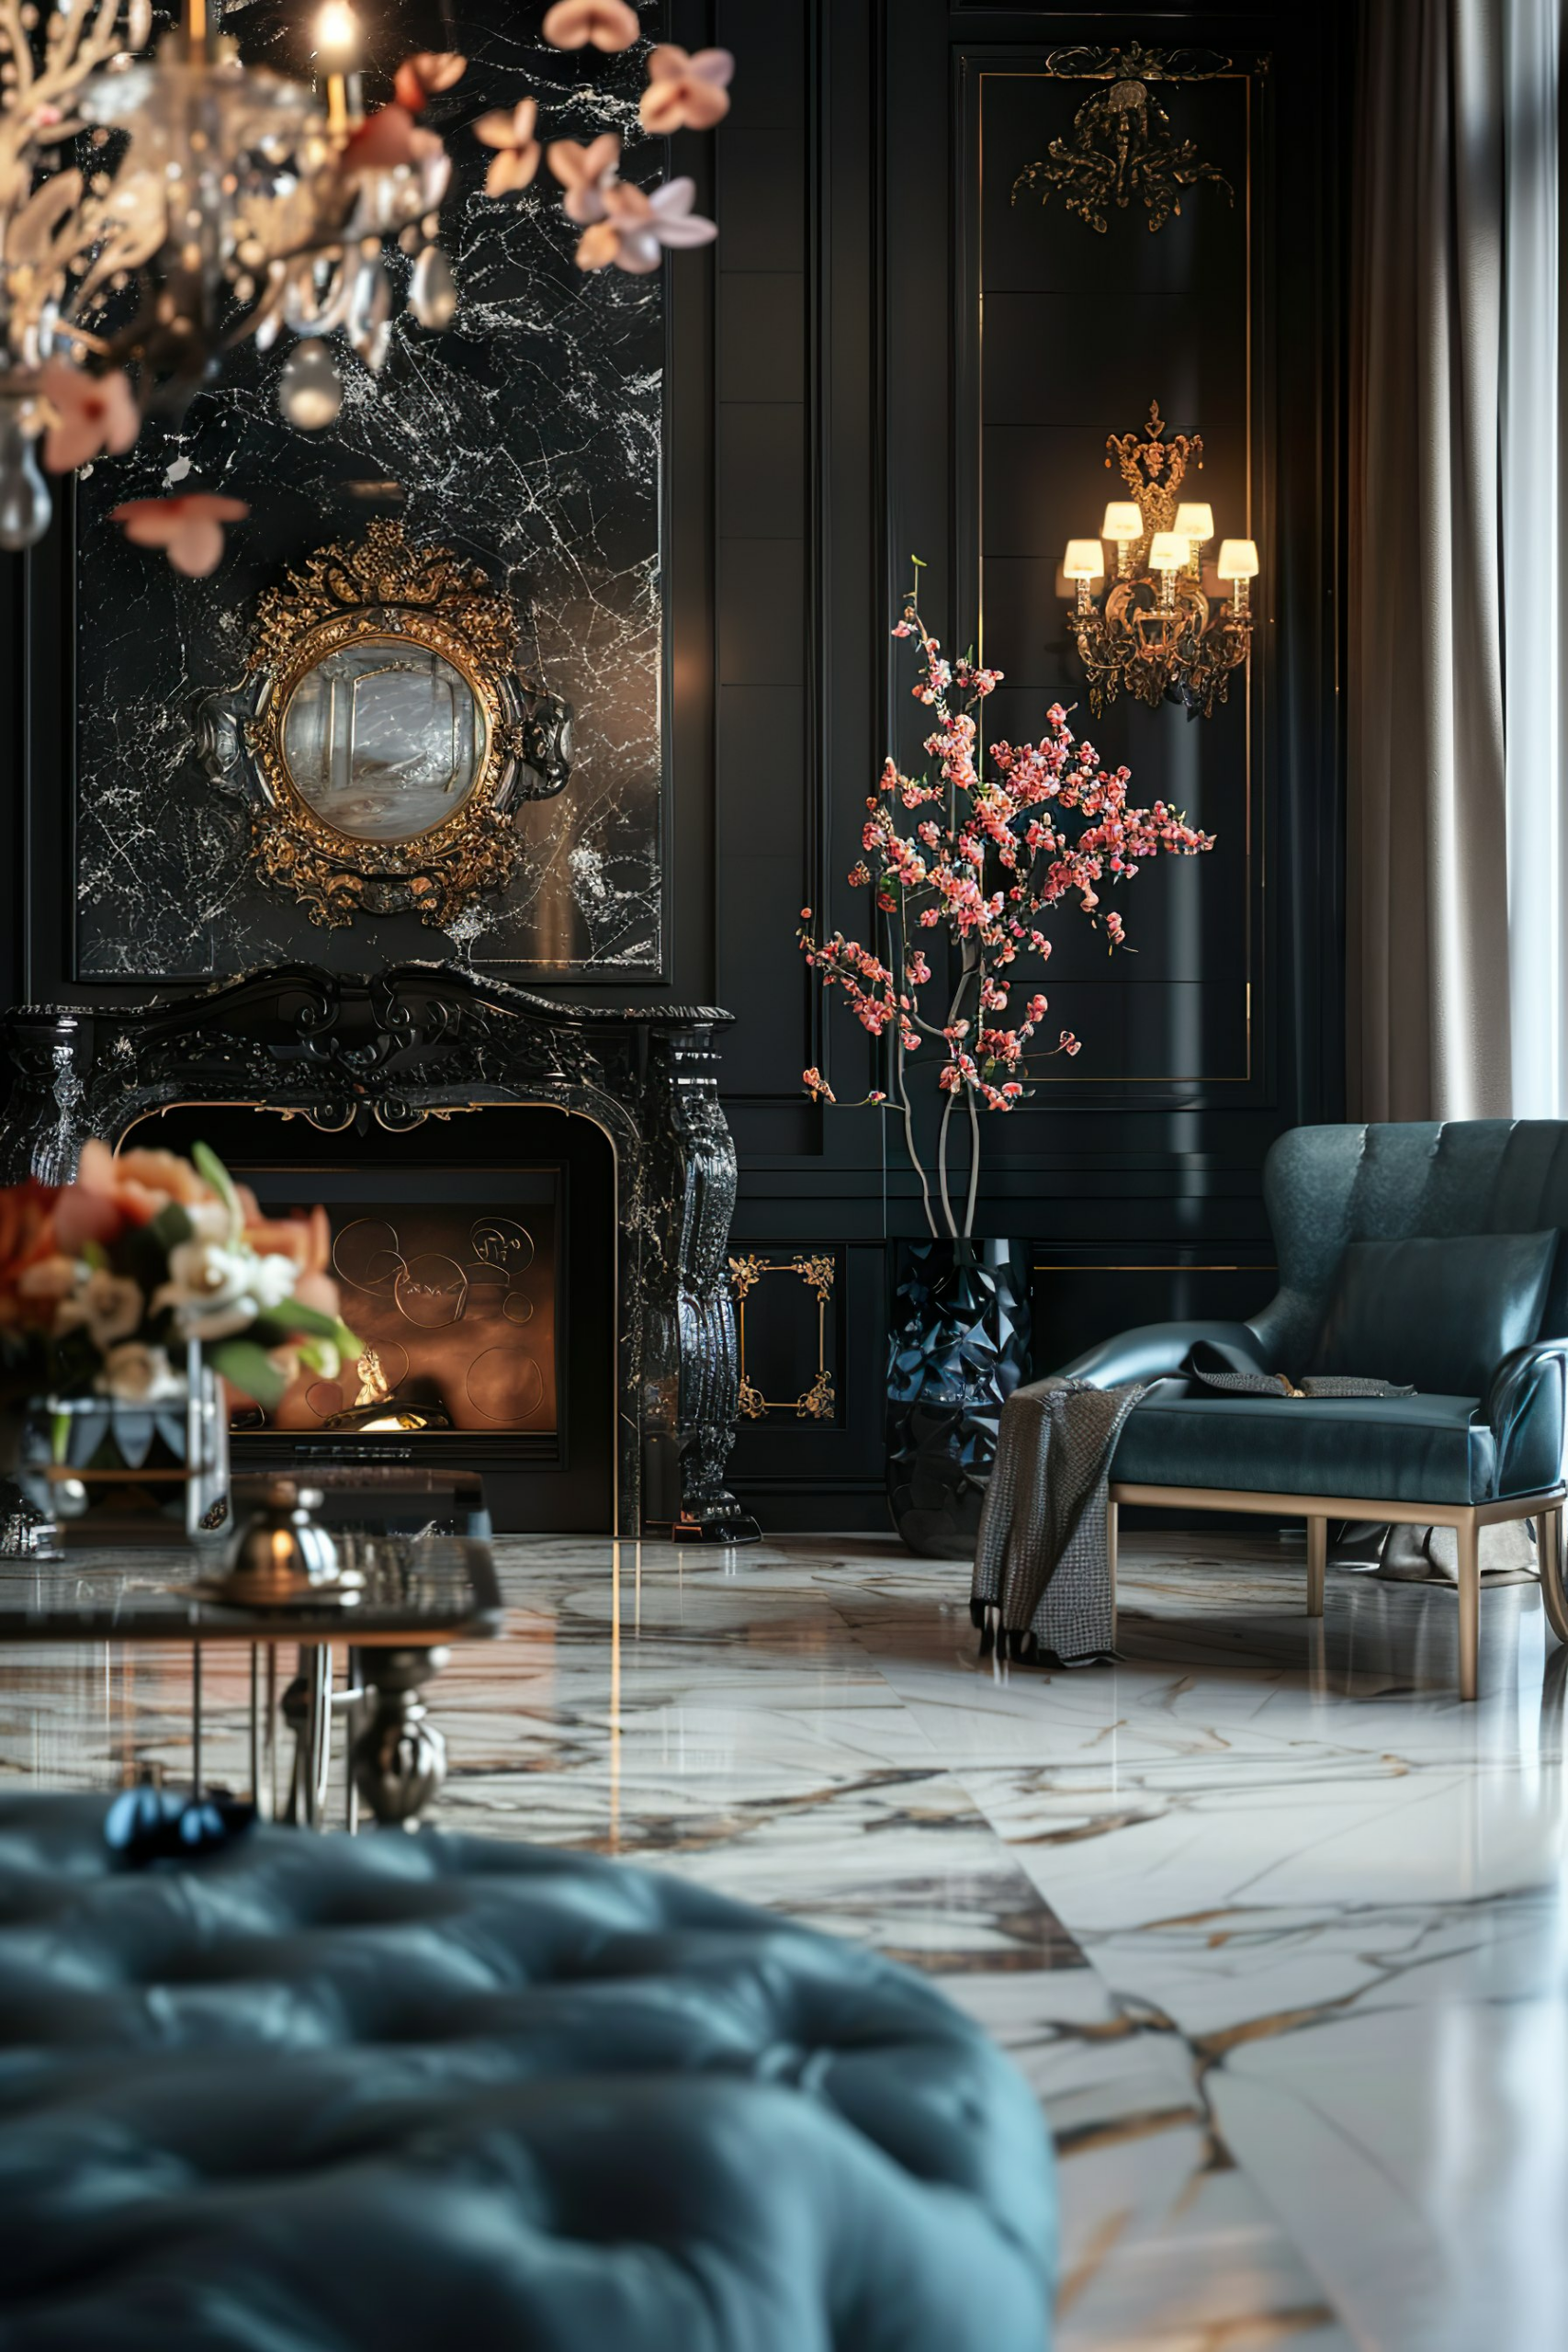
1148, 531, 1186, 573
1101, 501, 1143, 541
1173, 501, 1214, 542
1063, 538, 1104, 581
1217, 537, 1260, 580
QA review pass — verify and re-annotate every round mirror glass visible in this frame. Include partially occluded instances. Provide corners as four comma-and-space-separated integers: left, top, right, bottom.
280, 637, 487, 842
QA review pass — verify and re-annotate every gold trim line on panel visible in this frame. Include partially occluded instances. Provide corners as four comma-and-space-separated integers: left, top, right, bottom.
729, 1251, 838, 1421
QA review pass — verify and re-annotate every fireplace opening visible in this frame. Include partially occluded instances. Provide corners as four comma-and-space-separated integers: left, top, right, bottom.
122, 1103, 616, 1532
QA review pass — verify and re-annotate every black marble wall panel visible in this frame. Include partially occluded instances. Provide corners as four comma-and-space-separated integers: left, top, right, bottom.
72, 0, 665, 981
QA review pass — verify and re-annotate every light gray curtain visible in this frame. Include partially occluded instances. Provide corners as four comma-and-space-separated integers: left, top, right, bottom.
1348, 0, 1563, 1121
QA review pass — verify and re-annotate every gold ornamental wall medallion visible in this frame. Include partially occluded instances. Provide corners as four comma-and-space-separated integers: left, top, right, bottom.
197, 519, 573, 930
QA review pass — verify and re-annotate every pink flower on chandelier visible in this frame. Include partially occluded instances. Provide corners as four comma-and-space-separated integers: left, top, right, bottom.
574, 175, 717, 275
475, 99, 542, 197
639, 45, 734, 133
392, 51, 468, 112
39, 360, 139, 474
109, 493, 250, 578
546, 131, 622, 223
541, 0, 640, 52
340, 102, 442, 173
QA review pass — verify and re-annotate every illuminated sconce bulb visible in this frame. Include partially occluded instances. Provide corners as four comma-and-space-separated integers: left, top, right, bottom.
1101, 501, 1143, 541
1173, 501, 1213, 544
1216, 537, 1259, 579
1062, 538, 1104, 581
1148, 532, 1185, 572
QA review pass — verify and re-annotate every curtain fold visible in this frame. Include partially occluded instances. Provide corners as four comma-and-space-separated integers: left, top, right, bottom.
1348, 0, 1563, 1122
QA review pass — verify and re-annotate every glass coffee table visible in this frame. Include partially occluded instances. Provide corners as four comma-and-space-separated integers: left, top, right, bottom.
0, 1470, 502, 1829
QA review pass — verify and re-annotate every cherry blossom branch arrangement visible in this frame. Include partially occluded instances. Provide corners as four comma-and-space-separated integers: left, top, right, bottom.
799, 562, 1215, 1239
41, 0, 728, 576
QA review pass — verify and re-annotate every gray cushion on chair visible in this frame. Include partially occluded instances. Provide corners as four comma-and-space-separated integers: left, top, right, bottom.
1311, 1229, 1559, 1396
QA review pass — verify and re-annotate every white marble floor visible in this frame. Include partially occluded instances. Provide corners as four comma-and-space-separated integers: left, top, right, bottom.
6, 1529, 1568, 2350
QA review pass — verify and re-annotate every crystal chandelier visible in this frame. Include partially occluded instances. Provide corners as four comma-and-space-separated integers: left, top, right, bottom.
1059, 401, 1259, 721
0, 0, 728, 560
0, 0, 465, 548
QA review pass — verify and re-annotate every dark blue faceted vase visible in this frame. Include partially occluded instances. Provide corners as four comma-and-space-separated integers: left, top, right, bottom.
886, 1238, 1032, 1558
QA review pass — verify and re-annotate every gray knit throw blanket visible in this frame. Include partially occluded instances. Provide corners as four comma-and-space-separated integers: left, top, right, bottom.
970, 1376, 1148, 1666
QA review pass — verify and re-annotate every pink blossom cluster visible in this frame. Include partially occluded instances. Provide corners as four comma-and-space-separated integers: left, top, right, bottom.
797, 585, 1213, 1121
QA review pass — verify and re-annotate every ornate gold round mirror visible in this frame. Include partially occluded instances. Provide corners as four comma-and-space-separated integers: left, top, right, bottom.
197, 520, 572, 930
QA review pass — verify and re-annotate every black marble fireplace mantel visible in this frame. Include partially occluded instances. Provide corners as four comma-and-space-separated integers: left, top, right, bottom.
0, 964, 760, 1544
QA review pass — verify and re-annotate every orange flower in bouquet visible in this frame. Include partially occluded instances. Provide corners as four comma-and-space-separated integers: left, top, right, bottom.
0, 1140, 357, 1411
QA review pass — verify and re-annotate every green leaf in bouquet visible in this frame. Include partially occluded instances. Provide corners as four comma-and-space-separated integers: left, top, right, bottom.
191, 1144, 243, 1241
207, 1337, 286, 1412
253, 1302, 360, 1359
149, 1201, 195, 1254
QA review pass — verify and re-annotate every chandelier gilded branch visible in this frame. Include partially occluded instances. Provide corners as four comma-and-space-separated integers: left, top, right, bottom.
1059, 400, 1258, 721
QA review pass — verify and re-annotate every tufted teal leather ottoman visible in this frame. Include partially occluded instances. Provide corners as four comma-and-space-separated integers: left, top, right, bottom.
0, 1795, 1055, 2349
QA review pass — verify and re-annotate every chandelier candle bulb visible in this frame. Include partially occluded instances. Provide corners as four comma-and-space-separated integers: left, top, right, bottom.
1148, 531, 1185, 571
1063, 538, 1103, 611
1218, 536, 1260, 613
1101, 499, 1143, 576
313, 0, 361, 135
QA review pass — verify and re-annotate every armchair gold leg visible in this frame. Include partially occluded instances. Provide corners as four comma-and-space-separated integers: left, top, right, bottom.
1457, 1517, 1480, 1701
1107, 1497, 1119, 1645
1306, 1517, 1326, 1618
1538, 1507, 1568, 1647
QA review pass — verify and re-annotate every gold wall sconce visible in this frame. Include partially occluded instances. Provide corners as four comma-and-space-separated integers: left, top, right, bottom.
1061, 400, 1258, 720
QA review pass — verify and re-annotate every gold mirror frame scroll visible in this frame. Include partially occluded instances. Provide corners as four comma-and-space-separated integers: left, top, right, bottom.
243, 519, 531, 931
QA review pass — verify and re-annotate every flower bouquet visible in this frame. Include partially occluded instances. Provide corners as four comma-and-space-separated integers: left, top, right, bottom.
0, 1140, 358, 1548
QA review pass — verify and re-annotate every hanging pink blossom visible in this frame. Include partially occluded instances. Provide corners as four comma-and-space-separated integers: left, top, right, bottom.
39, 360, 139, 474
541, 0, 640, 52
640, 45, 734, 133
547, 132, 622, 224
341, 103, 442, 172
110, 493, 250, 577
393, 51, 468, 111
575, 176, 716, 275
476, 99, 542, 196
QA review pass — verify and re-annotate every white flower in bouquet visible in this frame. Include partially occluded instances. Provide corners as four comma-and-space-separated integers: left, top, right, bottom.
153, 1239, 302, 1342
95, 1342, 185, 1404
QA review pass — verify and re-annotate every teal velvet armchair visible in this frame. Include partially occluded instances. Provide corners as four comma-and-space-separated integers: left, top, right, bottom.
1059, 1122, 1568, 1698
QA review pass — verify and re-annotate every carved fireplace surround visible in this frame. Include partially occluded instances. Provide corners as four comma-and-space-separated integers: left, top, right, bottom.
0, 963, 760, 1544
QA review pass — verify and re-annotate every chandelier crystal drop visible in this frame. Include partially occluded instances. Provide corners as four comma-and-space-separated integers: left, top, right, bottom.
1060, 400, 1259, 722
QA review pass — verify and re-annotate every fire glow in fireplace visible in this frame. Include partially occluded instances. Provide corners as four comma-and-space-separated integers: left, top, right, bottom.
245, 1174, 559, 1440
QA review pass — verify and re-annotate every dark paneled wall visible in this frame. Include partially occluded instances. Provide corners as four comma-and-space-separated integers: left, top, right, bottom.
0, 1, 1349, 1532
717, 1, 1348, 1526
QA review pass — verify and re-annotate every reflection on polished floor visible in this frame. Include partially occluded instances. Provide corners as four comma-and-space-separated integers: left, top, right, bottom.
6, 1529, 1567, 2352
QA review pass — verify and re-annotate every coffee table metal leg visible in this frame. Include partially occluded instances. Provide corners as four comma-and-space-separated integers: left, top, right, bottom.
265, 1645, 278, 1818
304, 1645, 333, 1829
344, 1646, 360, 1835
248, 1649, 263, 1816
351, 1646, 449, 1828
